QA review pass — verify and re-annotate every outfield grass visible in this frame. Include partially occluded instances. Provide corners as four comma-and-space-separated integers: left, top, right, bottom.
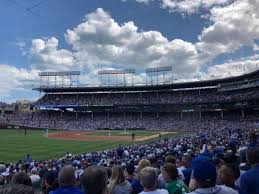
0, 129, 181, 163
0, 129, 132, 163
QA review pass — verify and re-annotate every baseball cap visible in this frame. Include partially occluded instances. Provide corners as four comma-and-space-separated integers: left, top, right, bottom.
193, 160, 216, 183
126, 163, 135, 174
44, 170, 58, 185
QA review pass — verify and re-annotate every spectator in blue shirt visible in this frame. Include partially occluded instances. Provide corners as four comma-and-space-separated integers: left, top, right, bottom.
240, 148, 259, 194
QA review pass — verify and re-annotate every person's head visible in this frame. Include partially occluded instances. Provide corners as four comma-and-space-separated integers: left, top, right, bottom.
44, 170, 59, 188
125, 163, 135, 177
161, 163, 178, 183
80, 165, 108, 194
223, 152, 238, 164
193, 160, 217, 188
11, 172, 32, 186
182, 154, 192, 168
219, 164, 240, 188
58, 165, 76, 187
0, 184, 34, 194
165, 155, 176, 165
0, 175, 5, 185
110, 165, 125, 184
149, 157, 159, 168
140, 167, 157, 191
137, 159, 151, 174
249, 132, 257, 144
176, 158, 182, 168
246, 147, 259, 166
108, 165, 126, 194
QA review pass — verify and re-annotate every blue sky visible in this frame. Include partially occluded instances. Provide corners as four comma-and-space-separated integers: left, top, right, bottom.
0, 0, 259, 102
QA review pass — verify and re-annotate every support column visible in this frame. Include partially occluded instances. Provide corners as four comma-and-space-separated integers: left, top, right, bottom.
76, 112, 78, 119
242, 109, 245, 119
91, 112, 94, 119
156, 112, 159, 118
221, 110, 224, 119
108, 112, 110, 118
199, 111, 202, 119
140, 112, 143, 119
60, 111, 63, 117
180, 111, 183, 119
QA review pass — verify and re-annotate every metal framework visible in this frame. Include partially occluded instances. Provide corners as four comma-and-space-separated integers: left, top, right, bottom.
39, 71, 80, 88
98, 69, 136, 86
145, 66, 173, 85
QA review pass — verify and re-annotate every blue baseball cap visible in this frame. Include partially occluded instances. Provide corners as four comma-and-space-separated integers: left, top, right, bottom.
193, 159, 216, 182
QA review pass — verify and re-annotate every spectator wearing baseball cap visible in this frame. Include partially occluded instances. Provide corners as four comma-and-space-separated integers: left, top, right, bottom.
125, 163, 135, 183
188, 160, 238, 194
42, 170, 59, 194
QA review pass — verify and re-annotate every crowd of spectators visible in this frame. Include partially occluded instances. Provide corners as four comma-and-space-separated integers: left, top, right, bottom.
0, 121, 259, 194
1, 87, 259, 193
36, 88, 259, 106
5, 110, 259, 131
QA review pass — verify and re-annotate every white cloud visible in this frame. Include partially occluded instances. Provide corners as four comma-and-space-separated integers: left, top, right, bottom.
0, 64, 38, 99
201, 54, 259, 79
30, 37, 74, 71
121, 0, 154, 4
64, 8, 200, 79
121, 0, 233, 14
197, 0, 259, 57
27, 5, 259, 87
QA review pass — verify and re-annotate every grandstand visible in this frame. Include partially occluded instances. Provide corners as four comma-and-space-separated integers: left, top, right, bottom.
4, 69, 259, 131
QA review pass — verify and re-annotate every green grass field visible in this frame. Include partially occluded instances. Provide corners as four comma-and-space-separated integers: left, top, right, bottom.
0, 129, 179, 163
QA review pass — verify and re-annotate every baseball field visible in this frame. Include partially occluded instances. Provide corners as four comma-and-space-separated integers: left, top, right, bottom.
0, 129, 179, 163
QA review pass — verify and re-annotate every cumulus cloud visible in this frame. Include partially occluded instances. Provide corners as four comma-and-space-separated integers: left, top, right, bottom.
64, 8, 200, 79
0, 64, 38, 98
201, 54, 259, 80
30, 37, 74, 71
164, 0, 233, 14
28, 5, 259, 85
197, 0, 259, 57
121, 0, 233, 14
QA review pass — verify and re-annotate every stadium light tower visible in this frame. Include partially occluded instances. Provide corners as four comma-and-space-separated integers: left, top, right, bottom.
98, 69, 136, 86
145, 66, 173, 85
38, 71, 81, 88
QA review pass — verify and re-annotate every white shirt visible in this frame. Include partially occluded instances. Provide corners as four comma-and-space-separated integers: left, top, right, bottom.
140, 189, 169, 194
30, 174, 40, 184
188, 185, 238, 194
178, 166, 186, 172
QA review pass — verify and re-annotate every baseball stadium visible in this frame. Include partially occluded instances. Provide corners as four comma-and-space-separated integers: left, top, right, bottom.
1, 1, 259, 194
1, 68, 259, 162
